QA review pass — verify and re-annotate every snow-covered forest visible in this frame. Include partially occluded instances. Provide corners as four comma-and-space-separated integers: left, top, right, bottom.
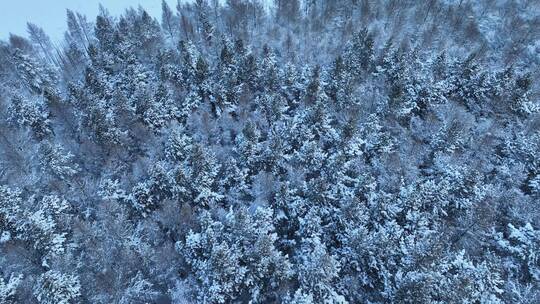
1, 0, 540, 303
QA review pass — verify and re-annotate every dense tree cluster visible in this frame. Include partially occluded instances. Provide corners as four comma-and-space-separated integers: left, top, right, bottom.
1, 0, 539, 303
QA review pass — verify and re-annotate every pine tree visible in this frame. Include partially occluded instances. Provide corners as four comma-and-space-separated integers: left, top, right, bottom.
94, 12, 116, 53
212, 40, 243, 116
448, 54, 490, 113
8, 95, 52, 140
343, 28, 374, 79
161, 0, 178, 39
143, 83, 179, 131
235, 121, 263, 174
195, 0, 215, 43
0, 186, 23, 243
295, 236, 345, 303
26, 23, 56, 65
33, 271, 81, 304
0, 273, 23, 304
179, 208, 291, 303
39, 142, 79, 181
65, 9, 92, 54
494, 223, 540, 283
130, 161, 174, 217
12, 49, 57, 95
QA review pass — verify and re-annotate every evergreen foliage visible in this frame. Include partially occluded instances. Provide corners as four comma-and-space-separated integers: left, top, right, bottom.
0, 0, 539, 302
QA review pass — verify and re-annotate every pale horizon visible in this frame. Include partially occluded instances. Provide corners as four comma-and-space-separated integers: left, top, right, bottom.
0, 0, 183, 42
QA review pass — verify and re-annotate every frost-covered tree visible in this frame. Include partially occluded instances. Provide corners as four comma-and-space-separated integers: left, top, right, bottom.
0, 273, 23, 304
8, 95, 52, 140
179, 208, 291, 303
33, 271, 81, 304
0, 0, 539, 302
39, 142, 79, 181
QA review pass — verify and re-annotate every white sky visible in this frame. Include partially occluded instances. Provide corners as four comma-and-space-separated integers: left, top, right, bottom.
0, 0, 185, 42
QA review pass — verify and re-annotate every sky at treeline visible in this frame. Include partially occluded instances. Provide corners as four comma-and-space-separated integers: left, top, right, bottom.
0, 0, 183, 41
